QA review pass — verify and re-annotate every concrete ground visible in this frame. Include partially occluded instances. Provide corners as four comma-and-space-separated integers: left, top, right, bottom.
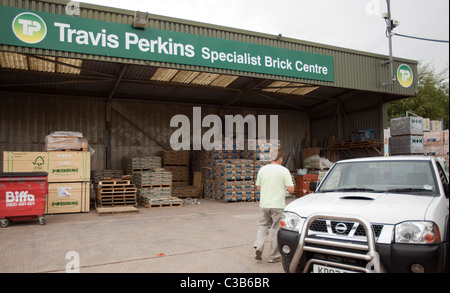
0, 198, 296, 273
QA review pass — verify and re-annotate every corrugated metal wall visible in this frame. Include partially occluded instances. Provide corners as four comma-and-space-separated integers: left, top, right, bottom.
1, 92, 308, 171
1, 0, 418, 95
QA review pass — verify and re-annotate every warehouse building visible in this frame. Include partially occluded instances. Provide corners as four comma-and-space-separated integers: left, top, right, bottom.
0, 0, 418, 171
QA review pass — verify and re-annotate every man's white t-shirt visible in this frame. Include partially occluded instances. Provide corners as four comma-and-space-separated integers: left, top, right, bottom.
256, 163, 294, 209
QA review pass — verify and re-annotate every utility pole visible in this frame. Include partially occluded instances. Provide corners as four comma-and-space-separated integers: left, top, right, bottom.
381, 0, 399, 87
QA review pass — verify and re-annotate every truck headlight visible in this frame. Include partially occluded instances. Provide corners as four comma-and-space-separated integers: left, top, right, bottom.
395, 221, 440, 244
280, 212, 303, 232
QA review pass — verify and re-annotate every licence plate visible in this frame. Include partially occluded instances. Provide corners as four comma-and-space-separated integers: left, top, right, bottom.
313, 264, 358, 273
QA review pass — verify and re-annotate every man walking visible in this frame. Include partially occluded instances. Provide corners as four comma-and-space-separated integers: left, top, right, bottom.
254, 150, 294, 263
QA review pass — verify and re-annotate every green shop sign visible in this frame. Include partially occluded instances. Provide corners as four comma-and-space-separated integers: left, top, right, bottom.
0, 6, 334, 82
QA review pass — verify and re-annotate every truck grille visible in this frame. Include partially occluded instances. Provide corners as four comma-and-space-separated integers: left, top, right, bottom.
309, 219, 383, 238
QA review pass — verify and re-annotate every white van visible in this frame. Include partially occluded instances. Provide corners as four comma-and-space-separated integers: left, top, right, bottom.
278, 156, 449, 273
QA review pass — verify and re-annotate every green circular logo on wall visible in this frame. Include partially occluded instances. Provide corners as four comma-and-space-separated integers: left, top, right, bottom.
12, 12, 47, 44
397, 64, 413, 88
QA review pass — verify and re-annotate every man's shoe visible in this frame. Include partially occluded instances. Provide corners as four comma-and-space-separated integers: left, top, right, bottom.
268, 256, 281, 263
254, 248, 263, 260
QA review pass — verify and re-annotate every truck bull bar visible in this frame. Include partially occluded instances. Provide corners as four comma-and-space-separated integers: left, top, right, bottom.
289, 213, 384, 273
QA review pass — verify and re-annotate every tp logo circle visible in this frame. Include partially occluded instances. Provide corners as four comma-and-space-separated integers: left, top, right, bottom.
397, 64, 413, 88
12, 12, 47, 44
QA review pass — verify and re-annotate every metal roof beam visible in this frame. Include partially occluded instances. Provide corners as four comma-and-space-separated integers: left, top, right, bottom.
220, 79, 267, 109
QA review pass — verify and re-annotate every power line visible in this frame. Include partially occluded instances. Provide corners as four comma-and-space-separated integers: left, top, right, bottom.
393, 33, 449, 43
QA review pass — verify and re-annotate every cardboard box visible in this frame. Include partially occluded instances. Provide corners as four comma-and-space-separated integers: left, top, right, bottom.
2, 152, 48, 173
3, 151, 90, 182
46, 181, 90, 214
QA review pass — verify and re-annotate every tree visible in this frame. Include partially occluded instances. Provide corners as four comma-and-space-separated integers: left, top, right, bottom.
388, 62, 449, 129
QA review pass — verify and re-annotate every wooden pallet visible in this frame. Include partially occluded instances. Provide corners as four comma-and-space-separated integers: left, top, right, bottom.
141, 201, 183, 208
96, 206, 139, 215
140, 197, 183, 208
138, 184, 172, 188
98, 179, 131, 187
96, 178, 137, 207
97, 197, 137, 207
97, 187, 137, 195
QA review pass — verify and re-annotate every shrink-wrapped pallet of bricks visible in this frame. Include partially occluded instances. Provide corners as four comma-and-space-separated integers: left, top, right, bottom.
389, 117, 424, 155
242, 139, 280, 161
424, 130, 449, 173
213, 159, 255, 202
203, 178, 215, 199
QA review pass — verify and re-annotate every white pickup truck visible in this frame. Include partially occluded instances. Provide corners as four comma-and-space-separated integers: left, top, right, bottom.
278, 156, 449, 273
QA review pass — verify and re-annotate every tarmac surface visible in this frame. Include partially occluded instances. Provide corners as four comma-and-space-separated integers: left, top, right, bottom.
0, 197, 296, 273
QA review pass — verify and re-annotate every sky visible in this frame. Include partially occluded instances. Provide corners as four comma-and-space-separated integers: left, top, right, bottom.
79, 0, 449, 80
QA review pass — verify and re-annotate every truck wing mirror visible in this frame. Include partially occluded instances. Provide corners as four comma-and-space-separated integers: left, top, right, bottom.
309, 181, 318, 192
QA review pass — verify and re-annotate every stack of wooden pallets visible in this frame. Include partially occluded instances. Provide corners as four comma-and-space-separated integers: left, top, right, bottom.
96, 179, 137, 207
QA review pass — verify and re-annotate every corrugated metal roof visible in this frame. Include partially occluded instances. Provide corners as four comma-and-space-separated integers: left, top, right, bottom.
0, 0, 418, 120
1, 0, 418, 94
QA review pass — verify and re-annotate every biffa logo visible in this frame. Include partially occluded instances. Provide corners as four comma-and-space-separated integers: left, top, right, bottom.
5, 191, 36, 207
12, 12, 47, 44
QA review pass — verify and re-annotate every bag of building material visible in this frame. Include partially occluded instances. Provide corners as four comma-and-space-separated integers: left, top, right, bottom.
303, 155, 333, 170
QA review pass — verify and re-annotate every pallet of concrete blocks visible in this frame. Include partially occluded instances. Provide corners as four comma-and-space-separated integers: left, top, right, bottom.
389, 117, 424, 155
123, 156, 162, 173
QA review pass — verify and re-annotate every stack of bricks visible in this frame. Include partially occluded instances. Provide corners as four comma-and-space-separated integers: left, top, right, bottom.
159, 151, 190, 185
423, 130, 449, 173
194, 139, 281, 202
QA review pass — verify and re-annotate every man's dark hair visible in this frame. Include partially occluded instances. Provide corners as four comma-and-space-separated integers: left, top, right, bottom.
273, 150, 284, 162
